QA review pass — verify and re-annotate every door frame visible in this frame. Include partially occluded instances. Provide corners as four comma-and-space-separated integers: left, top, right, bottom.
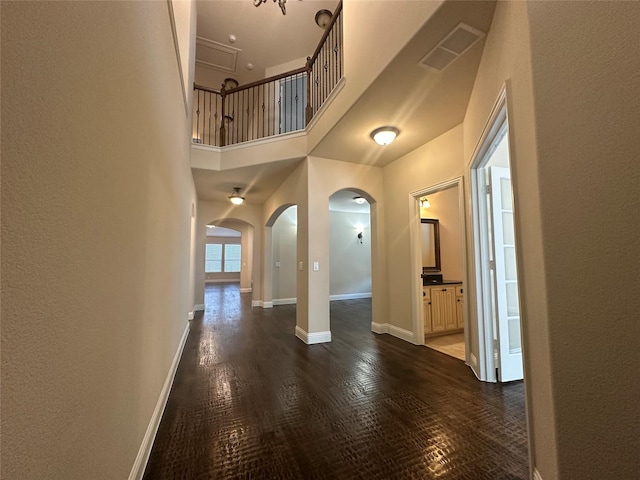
409, 177, 468, 355
469, 83, 527, 383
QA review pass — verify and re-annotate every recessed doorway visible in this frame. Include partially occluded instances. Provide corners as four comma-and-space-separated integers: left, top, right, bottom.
470, 87, 524, 382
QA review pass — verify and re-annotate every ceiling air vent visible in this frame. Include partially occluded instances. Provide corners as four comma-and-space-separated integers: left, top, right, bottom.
419, 23, 485, 72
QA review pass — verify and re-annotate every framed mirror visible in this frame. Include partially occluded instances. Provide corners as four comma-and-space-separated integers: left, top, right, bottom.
421, 218, 441, 272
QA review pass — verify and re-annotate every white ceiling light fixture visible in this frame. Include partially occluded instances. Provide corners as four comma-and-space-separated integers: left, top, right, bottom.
315, 9, 333, 29
370, 126, 399, 146
229, 187, 245, 205
353, 196, 366, 205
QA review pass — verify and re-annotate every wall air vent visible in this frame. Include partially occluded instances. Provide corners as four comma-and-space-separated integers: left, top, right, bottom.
419, 22, 485, 72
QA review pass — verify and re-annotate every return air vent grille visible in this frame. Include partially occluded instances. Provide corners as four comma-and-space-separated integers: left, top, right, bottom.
419, 22, 485, 71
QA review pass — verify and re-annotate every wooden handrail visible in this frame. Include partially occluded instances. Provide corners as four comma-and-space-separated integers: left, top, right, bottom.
308, 1, 343, 66
193, 83, 221, 94
224, 67, 307, 94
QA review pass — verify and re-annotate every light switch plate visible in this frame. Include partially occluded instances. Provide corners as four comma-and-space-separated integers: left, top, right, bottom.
313, 262, 319, 271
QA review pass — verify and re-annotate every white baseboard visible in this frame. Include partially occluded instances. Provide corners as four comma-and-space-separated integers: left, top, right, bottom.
469, 352, 478, 368
295, 326, 331, 344
204, 279, 240, 284
329, 292, 372, 301
240, 287, 252, 293
128, 321, 190, 480
251, 300, 273, 308
273, 297, 296, 305
533, 468, 543, 480
388, 324, 416, 344
370, 323, 416, 344
371, 322, 388, 334
193, 304, 204, 311
188, 311, 194, 320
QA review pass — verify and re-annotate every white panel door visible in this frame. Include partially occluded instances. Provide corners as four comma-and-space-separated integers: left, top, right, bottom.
489, 166, 523, 382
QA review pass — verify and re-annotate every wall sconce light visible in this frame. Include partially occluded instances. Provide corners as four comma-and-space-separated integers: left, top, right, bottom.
420, 197, 431, 208
353, 196, 366, 205
357, 232, 363, 244
370, 126, 399, 145
229, 187, 245, 205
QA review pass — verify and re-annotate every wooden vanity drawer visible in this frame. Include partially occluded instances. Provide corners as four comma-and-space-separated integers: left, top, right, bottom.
423, 287, 431, 300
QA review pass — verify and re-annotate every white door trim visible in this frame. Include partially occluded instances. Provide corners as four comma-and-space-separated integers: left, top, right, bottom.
468, 86, 508, 382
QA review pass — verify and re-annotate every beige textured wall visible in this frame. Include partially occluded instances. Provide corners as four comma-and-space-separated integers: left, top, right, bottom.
272, 206, 298, 301
526, 2, 639, 478
462, 1, 552, 475
1, 2, 197, 479
464, 1, 640, 478
383, 125, 465, 332
262, 160, 308, 317
329, 211, 372, 296
305, 157, 386, 335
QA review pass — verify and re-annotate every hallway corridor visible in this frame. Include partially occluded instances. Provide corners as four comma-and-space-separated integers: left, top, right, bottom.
143, 283, 528, 479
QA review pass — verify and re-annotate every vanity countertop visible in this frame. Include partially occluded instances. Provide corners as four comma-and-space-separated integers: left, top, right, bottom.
421, 278, 463, 286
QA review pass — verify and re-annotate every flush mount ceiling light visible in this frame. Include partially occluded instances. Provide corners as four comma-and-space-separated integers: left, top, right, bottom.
315, 9, 333, 28
370, 126, 399, 146
223, 77, 238, 90
353, 196, 366, 205
254, 0, 287, 15
229, 187, 245, 205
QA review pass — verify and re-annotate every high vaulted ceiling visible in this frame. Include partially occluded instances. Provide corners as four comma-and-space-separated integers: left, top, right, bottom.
192, 0, 497, 207
195, 0, 339, 88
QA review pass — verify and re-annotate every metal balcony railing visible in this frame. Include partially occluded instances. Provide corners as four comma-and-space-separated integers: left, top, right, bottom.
192, 1, 343, 147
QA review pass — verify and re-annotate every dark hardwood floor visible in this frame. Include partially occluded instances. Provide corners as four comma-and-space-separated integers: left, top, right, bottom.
143, 283, 528, 479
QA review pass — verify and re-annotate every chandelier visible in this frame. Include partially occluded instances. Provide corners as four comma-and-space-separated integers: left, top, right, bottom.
254, 0, 287, 15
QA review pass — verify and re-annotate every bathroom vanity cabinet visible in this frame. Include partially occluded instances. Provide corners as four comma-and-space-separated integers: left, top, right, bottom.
423, 282, 464, 338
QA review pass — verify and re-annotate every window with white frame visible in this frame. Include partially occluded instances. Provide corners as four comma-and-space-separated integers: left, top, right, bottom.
205, 243, 241, 273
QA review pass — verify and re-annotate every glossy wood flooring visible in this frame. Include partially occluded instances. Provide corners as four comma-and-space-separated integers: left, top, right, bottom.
144, 283, 528, 479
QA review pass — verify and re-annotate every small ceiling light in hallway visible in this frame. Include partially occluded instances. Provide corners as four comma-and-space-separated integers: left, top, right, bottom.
353, 196, 366, 205
315, 9, 332, 28
370, 126, 399, 146
229, 187, 245, 205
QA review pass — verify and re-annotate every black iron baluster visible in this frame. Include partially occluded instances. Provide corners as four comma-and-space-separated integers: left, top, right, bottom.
195, 89, 200, 143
